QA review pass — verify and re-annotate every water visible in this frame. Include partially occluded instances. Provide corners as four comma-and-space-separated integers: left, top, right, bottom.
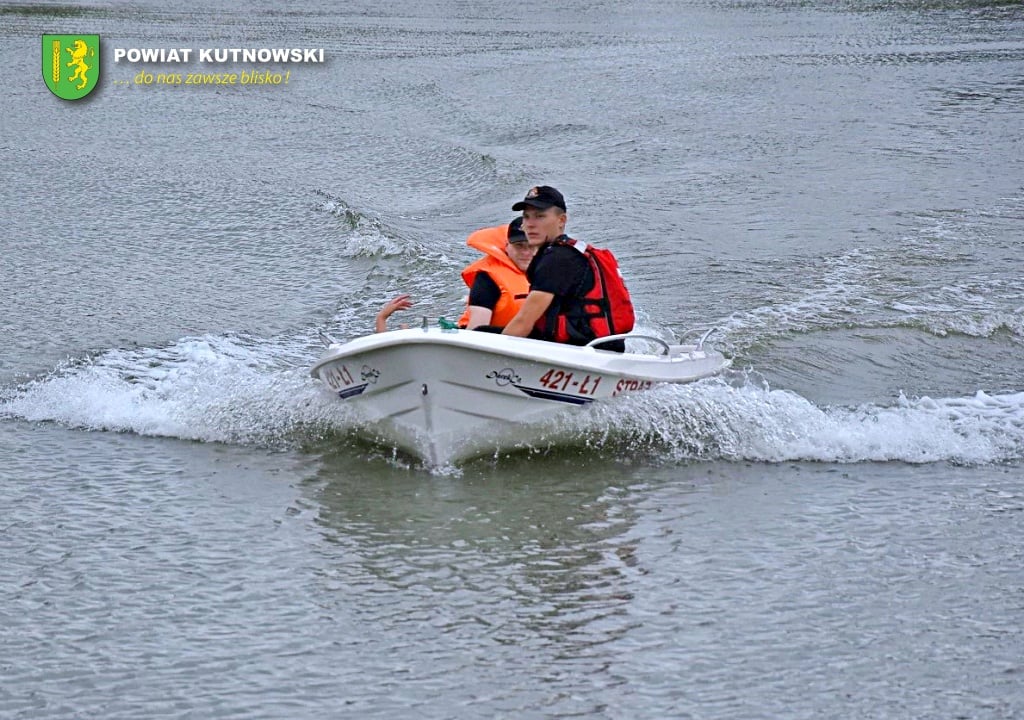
2, 1, 1023, 717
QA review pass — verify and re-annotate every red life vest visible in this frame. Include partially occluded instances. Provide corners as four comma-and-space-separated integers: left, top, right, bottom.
535, 237, 635, 343
457, 225, 530, 328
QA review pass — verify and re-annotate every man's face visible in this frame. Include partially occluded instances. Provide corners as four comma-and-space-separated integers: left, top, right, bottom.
505, 241, 537, 271
521, 206, 566, 247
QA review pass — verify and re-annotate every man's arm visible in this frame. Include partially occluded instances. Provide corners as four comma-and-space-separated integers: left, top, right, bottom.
464, 306, 493, 330
464, 272, 500, 329
375, 294, 413, 332
501, 291, 554, 337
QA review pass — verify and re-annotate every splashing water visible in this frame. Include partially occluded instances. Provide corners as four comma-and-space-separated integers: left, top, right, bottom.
565, 377, 1024, 466
0, 334, 357, 449
3, 335, 1021, 467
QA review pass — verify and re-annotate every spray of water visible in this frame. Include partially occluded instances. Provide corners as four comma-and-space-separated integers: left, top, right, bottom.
3, 195, 1021, 467
3, 342, 1022, 467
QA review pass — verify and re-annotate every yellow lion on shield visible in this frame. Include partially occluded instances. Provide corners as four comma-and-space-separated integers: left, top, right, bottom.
66, 39, 93, 91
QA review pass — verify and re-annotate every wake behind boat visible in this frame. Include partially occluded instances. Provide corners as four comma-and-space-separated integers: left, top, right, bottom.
310, 323, 731, 465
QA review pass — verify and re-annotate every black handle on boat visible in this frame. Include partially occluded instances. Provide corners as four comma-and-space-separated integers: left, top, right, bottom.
584, 334, 671, 355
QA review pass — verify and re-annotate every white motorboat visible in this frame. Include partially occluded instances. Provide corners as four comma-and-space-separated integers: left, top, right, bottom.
310, 323, 730, 465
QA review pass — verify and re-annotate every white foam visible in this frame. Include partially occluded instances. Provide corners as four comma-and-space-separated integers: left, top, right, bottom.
564, 377, 1024, 466
1, 334, 357, 447
3, 333, 1022, 467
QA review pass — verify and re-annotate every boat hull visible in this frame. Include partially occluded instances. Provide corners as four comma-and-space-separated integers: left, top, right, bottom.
310, 328, 729, 465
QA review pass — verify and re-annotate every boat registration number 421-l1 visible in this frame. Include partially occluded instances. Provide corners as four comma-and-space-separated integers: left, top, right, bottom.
536, 368, 654, 397
323, 364, 354, 390
537, 368, 602, 396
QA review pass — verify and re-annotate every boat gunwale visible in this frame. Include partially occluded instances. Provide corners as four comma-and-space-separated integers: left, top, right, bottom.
310, 328, 729, 382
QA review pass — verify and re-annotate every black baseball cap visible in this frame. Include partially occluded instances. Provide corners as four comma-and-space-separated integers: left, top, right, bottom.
507, 217, 528, 243
512, 185, 566, 212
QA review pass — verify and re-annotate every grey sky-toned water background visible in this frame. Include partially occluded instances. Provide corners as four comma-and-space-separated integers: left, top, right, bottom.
2, 1, 1023, 718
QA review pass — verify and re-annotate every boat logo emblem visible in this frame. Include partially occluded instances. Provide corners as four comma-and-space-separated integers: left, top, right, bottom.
486, 368, 521, 387
361, 365, 380, 383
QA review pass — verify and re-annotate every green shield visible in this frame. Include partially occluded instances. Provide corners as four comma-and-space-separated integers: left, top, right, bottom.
42, 34, 100, 100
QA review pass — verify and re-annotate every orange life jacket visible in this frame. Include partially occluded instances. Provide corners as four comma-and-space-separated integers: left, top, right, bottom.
457, 225, 530, 328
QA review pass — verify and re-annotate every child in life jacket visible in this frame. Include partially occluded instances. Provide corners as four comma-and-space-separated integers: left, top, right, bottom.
374, 219, 535, 333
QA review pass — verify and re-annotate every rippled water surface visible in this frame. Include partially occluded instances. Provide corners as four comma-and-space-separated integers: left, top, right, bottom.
2, 1, 1023, 717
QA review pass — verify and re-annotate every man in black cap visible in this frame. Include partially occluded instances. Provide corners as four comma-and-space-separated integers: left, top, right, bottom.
501, 186, 629, 350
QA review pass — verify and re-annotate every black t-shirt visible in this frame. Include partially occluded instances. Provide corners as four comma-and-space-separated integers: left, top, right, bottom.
527, 243, 592, 298
467, 271, 501, 309
526, 241, 599, 346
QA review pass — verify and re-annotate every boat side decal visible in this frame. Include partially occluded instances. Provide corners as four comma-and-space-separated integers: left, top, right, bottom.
512, 384, 596, 405
322, 364, 355, 391
321, 363, 379, 398
361, 365, 380, 384
336, 383, 369, 399
486, 368, 522, 386
612, 378, 653, 395
533, 368, 604, 398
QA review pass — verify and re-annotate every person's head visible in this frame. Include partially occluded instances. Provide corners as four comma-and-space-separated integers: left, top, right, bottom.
513, 186, 567, 247
504, 216, 535, 271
